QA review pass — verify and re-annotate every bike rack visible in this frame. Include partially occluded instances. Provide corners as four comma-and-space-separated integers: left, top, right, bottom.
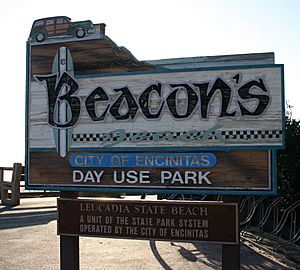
241, 196, 300, 254
265, 200, 300, 239
273, 228, 300, 252
246, 197, 284, 235
240, 196, 266, 230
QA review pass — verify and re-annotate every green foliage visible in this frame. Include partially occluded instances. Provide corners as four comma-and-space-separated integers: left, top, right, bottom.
277, 105, 300, 201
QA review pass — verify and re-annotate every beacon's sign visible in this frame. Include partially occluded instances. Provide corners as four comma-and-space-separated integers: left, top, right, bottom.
37, 71, 272, 128
31, 58, 284, 154
26, 18, 283, 194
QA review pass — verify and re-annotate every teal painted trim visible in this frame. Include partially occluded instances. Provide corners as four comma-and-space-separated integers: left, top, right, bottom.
24, 184, 276, 196
152, 65, 171, 71
272, 150, 278, 196
77, 64, 284, 79
281, 65, 286, 149
30, 148, 57, 152
25, 42, 30, 186
30, 144, 283, 153
71, 145, 283, 152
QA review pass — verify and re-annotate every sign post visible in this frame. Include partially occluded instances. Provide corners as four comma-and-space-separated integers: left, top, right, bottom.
25, 16, 284, 270
60, 192, 79, 270
222, 196, 240, 270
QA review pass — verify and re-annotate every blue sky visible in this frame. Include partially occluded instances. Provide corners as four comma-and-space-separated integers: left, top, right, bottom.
0, 0, 299, 166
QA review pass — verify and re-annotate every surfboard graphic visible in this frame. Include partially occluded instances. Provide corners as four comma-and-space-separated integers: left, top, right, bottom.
52, 47, 74, 158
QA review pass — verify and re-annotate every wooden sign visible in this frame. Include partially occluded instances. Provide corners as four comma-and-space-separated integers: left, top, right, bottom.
28, 149, 274, 194
25, 17, 282, 195
28, 61, 284, 151
58, 198, 239, 244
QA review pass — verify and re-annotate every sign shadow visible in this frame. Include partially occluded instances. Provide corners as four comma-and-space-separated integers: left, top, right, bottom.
0, 205, 57, 229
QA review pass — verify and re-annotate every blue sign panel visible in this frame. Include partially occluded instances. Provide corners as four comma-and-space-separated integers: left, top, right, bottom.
69, 153, 217, 168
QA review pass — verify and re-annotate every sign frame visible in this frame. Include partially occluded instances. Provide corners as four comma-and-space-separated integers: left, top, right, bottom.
25, 38, 284, 195
26, 149, 277, 195
26, 53, 285, 151
58, 198, 239, 245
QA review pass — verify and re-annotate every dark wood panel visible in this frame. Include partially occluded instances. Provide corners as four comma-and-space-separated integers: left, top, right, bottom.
30, 39, 156, 77
29, 150, 270, 190
58, 198, 238, 244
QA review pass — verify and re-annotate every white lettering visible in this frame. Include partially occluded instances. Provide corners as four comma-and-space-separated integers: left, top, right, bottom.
93, 170, 104, 183
198, 171, 211, 184
160, 171, 172, 183
139, 171, 150, 183
73, 170, 104, 183
171, 171, 184, 184
184, 171, 197, 184
160, 170, 212, 185
113, 170, 151, 184
73, 170, 84, 182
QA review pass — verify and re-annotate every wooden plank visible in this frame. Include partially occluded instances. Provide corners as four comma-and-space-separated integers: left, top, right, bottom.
146, 52, 274, 69
29, 65, 283, 149
26, 24, 282, 195
222, 196, 240, 270
28, 150, 272, 192
58, 198, 239, 244
60, 192, 79, 270
30, 39, 156, 77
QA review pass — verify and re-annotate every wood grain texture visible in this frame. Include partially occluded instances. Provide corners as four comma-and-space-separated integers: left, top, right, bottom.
29, 66, 283, 148
58, 198, 238, 244
27, 34, 279, 193
146, 52, 275, 69
29, 150, 271, 190
30, 38, 156, 77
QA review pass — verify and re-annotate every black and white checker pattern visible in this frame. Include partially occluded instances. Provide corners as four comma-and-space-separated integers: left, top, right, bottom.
221, 130, 282, 140
72, 129, 282, 143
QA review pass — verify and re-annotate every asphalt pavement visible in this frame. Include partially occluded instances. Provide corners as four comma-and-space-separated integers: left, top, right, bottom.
0, 197, 295, 270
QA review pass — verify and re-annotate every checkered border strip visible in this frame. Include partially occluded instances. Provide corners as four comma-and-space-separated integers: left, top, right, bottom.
72, 129, 282, 143
222, 130, 282, 140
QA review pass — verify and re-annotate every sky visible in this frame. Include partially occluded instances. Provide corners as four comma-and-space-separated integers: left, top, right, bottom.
0, 0, 299, 166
